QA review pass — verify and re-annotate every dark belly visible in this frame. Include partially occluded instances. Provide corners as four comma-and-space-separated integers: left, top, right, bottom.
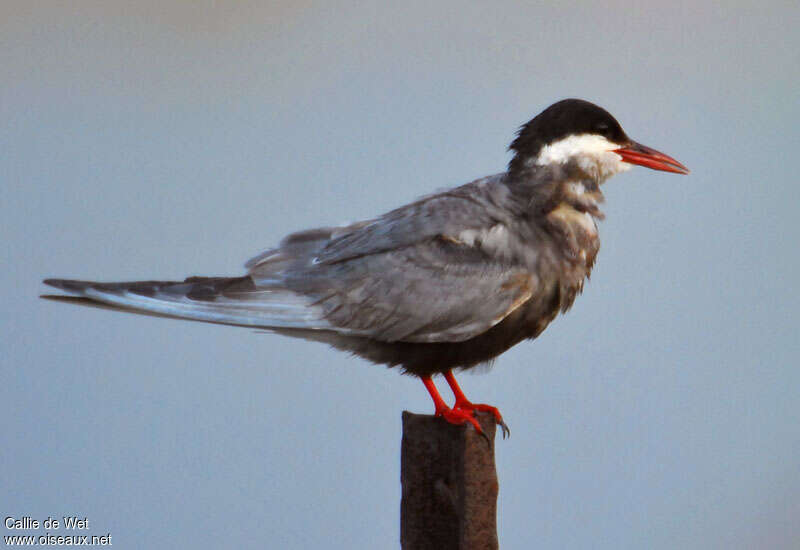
325, 284, 566, 377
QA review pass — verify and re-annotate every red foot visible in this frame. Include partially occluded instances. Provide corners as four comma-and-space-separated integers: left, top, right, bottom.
435, 403, 485, 436
421, 376, 489, 443
454, 399, 510, 439
443, 370, 510, 438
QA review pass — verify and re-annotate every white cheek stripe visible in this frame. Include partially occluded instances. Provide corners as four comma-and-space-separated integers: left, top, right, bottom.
535, 133, 630, 179
534, 134, 617, 165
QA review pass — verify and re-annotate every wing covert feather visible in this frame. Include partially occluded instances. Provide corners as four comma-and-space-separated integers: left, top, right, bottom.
245, 174, 535, 343
285, 239, 535, 343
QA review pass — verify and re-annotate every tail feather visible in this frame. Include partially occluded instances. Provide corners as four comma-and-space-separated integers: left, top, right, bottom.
42, 276, 331, 330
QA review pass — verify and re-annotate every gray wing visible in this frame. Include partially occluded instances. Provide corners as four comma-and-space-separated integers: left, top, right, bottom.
248, 179, 536, 343
313, 176, 517, 265
45, 175, 534, 341
281, 240, 534, 343
246, 174, 516, 274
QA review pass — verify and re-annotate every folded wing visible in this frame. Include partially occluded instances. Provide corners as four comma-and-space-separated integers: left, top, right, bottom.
280, 236, 535, 342
45, 176, 536, 343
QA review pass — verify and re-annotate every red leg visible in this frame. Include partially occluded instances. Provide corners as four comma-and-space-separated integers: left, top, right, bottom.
443, 370, 510, 438
421, 376, 485, 437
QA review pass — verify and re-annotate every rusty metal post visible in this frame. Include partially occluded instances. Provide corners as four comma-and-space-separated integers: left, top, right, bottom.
400, 411, 499, 550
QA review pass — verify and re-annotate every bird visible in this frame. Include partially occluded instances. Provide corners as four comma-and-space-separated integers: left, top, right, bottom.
43, 98, 688, 440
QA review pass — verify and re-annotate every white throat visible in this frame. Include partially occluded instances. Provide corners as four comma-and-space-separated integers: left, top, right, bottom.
534, 134, 631, 181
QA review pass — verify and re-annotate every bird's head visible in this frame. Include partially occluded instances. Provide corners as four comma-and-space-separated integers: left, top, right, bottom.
508, 98, 689, 181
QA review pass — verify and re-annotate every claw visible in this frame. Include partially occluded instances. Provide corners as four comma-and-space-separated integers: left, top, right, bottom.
454, 401, 510, 439
437, 406, 492, 447
421, 374, 503, 445
438, 406, 485, 435
442, 370, 509, 439
497, 419, 510, 439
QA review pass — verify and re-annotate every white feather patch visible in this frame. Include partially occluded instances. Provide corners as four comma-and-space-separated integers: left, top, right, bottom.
534, 134, 631, 180
455, 225, 514, 257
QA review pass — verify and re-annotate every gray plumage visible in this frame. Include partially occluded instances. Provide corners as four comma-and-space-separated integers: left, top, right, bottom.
44, 164, 601, 377
44, 99, 688, 378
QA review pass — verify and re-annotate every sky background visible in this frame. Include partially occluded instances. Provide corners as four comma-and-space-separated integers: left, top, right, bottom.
3, 1, 799, 548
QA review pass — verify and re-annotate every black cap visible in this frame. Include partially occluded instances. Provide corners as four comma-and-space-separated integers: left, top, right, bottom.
508, 99, 628, 175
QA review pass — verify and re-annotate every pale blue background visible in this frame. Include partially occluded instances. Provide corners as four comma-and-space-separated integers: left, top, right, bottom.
3, 1, 799, 548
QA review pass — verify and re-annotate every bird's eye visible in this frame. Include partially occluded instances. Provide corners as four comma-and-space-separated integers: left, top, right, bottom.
595, 123, 610, 135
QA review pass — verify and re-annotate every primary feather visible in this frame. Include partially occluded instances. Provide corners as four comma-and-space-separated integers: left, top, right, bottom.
44, 175, 541, 344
